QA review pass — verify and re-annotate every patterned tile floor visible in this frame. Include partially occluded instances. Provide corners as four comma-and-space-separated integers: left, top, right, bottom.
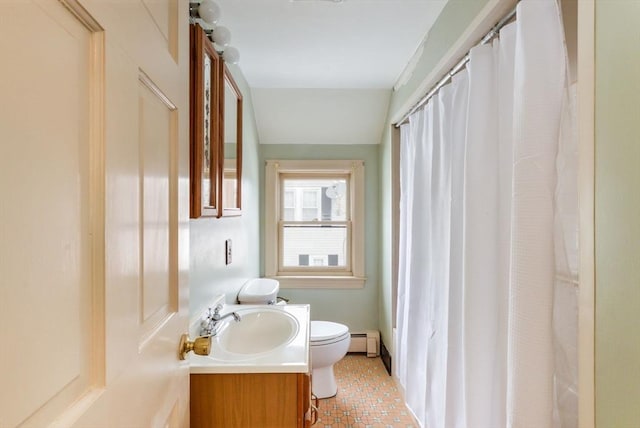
315, 354, 417, 428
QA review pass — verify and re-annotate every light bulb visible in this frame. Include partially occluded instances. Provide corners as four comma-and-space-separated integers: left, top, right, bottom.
212, 26, 231, 47
223, 46, 240, 64
198, 0, 220, 25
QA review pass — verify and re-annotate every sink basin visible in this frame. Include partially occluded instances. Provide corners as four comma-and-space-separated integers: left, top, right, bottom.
189, 303, 310, 374
215, 308, 299, 355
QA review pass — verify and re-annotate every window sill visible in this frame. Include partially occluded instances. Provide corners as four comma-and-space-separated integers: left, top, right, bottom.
269, 276, 366, 289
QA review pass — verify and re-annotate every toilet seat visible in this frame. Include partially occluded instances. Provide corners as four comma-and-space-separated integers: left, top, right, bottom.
310, 321, 350, 346
311, 331, 350, 347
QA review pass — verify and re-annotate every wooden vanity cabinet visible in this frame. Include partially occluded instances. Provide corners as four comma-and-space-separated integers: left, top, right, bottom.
190, 372, 317, 427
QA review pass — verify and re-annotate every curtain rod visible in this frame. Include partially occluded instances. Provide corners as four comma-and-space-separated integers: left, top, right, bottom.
395, 5, 518, 128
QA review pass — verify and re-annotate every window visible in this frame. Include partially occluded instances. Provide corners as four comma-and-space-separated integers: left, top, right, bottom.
265, 160, 365, 288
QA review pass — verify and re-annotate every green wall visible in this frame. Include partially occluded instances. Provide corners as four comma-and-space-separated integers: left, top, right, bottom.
595, 1, 640, 425
260, 145, 379, 332
378, 0, 492, 352
189, 65, 261, 319
389, 0, 492, 122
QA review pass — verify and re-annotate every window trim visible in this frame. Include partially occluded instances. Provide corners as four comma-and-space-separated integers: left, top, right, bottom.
265, 159, 366, 289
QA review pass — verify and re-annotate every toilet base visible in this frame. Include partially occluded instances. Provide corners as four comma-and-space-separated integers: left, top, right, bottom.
312, 365, 338, 399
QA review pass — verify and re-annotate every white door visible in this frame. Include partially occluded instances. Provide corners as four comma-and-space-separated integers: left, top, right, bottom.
0, 0, 190, 426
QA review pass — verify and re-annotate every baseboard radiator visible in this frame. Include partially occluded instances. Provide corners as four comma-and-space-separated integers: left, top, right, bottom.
348, 330, 380, 357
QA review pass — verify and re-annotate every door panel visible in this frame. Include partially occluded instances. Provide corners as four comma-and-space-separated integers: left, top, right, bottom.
0, 0, 190, 426
139, 72, 177, 340
142, 0, 180, 61
0, 2, 94, 426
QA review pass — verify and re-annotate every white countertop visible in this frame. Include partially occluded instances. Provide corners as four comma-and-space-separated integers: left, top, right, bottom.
189, 304, 310, 374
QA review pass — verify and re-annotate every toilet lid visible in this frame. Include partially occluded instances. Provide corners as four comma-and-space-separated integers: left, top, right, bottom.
238, 278, 279, 304
310, 321, 349, 342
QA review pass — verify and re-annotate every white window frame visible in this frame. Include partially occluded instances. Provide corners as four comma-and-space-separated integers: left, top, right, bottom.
265, 160, 366, 289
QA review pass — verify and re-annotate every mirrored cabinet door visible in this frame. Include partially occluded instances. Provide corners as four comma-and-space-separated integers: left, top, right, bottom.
189, 24, 220, 218
218, 63, 243, 217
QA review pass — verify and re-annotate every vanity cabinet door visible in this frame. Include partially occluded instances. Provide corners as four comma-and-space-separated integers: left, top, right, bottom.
191, 373, 303, 427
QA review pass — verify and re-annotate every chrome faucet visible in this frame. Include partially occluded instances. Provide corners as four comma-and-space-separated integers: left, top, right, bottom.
200, 304, 241, 336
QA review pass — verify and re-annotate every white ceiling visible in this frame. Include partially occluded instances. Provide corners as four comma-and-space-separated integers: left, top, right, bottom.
209, 0, 449, 144
252, 88, 391, 144
214, 0, 448, 89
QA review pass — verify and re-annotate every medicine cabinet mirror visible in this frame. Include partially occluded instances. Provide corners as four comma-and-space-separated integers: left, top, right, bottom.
219, 64, 243, 216
189, 24, 220, 218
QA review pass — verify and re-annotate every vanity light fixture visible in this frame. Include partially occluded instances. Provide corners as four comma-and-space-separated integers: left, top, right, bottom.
191, 1, 240, 64
203, 27, 239, 64
211, 25, 231, 47
223, 46, 240, 65
189, 0, 220, 25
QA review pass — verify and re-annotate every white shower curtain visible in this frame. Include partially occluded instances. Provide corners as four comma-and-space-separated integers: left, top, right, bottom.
396, 0, 578, 427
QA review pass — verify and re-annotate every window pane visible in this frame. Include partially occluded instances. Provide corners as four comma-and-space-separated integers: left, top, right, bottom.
282, 178, 347, 221
302, 208, 317, 221
283, 190, 295, 221
282, 225, 347, 267
302, 190, 318, 207
284, 191, 294, 207
283, 208, 295, 221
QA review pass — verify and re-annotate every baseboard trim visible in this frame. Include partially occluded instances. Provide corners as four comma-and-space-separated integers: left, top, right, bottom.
380, 338, 392, 376
348, 331, 380, 356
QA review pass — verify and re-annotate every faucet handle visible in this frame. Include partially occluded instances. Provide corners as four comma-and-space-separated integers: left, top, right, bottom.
205, 304, 223, 318
211, 303, 224, 320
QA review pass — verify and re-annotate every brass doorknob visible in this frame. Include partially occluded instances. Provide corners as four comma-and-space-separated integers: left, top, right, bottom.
179, 333, 212, 360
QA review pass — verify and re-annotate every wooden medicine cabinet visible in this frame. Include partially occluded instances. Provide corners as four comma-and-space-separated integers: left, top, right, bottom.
189, 23, 220, 218
219, 65, 243, 216
189, 23, 243, 218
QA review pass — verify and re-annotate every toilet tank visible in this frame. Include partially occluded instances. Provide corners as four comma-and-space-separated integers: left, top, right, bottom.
237, 278, 280, 304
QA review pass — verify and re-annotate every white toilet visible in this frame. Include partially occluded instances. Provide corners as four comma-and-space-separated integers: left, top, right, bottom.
309, 320, 350, 398
237, 278, 351, 399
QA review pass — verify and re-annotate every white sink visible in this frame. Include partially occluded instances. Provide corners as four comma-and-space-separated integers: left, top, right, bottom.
189, 303, 310, 374
215, 308, 299, 355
